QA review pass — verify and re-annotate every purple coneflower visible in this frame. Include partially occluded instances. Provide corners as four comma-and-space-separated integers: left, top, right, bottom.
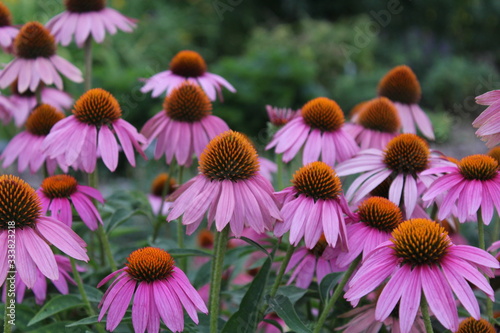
1, 104, 67, 174
141, 50, 236, 101
148, 173, 177, 216
266, 105, 299, 127
345, 218, 499, 333
0, 22, 83, 93
167, 130, 281, 237
0, 3, 18, 53
378, 65, 434, 140
274, 161, 353, 249
37, 174, 104, 230
473, 89, 500, 147
46, 0, 136, 47
336, 133, 452, 217
267, 97, 359, 166
98, 247, 207, 333
43, 88, 147, 173
0, 175, 88, 289
457, 317, 496, 333
345, 97, 401, 150
141, 81, 229, 166
422, 154, 500, 224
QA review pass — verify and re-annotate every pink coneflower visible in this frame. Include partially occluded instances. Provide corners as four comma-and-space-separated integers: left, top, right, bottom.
345, 97, 402, 150
141, 50, 236, 101
98, 247, 207, 333
422, 154, 500, 224
1, 104, 68, 174
0, 3, 18, 53
167, 131, 281, 237
148, 173, 177, 216
0, 175, 89, 289
266, 105, 299, 127
37, 174, 104, 230
2, 255, 83, 305
336, 133, 452, 217
43, 88, 147, 173
286, 235, 344, 289
8, 82, 73, 127
274, 161, 353, 249
344, 218, 499, 333
473, 89, 500, 147
141, 82, 229, 166
457, 317, 496, 333
378, 65, 434, 140
266, 97, 359, 166
46, 0, 136, 47
0, 22, 83, 93
336, 197, 403, 267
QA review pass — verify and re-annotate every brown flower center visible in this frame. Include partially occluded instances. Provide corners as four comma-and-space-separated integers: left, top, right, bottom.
65, 0, 106, 13
0, 3, 12, 27
169, 50, 207, 78
15, 22, 56, 59
457, 317, 495, 333
383, 134, 429, 175
378, 65, 421, 105
487, 147, 500, 167
41, 175, 78, 199
357, 97, 401, 133
349, 100, 370, 120
126, 247, 175, 282
151, 173, 177, 197
197, 229, 214, 249
73, 88, 122, 125
358, 197, 403, 232
0, 175, 42, 230
301, 97, 344, 132
311, 234, 328, 257
391, 219, 450, 266
199, 131, 259, 181
292, 161, 342, 201
25, 104, 65, 136
164, 82, 212, 122
459, 155, 498, 181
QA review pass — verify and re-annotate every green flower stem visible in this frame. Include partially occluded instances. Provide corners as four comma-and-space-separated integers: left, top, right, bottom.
209, 226, 229, 333
421, 294, 434, 333
275, 153, 284, 191
176, 166, 187, 272
312, 255, 361, 333
3, 273, 14, 333
84, 37, 93, 91
269, 243, 295, 298
477, 213, 494, 323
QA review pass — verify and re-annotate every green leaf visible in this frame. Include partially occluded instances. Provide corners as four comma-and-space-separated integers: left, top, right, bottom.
167, 248, 213, 258
65, 315, 100, 327
221, 254, 274, 333
28, 321, 85, 332
318, 272, 342, 303
28, 295, 84, 326
82, 285, 104, 303
236, 236, 271, 257
268, 295, 312, 333
106, 208, 137, 232
275, 285, 307, 305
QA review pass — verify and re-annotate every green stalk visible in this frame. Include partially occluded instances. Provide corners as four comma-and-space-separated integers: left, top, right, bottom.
176, 166, 187, 272
312, 255, 361, 333
209, 227, 229, 333
84, 37, 93, 91
421, 294, 434, 333
275, 153, 284, 191
269, 243, 295, 298
3, 273, 14, 333
477, 212, 494, 323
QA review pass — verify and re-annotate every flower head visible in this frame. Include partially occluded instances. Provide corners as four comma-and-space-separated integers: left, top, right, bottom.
0, 2, 18, 52
140, 50, 236, 101
43, 88, 147, 173
98, 247, 207, 333
148, 173, 177, 216
267, 97, 359, 166
141, 81, 229, 166
457, 317, 496, 333
168, 130, 281, 236
0, 22, 83, 93
473, 89, 500, 147
345, 218, 499, 333
378, 65, 434, 140
266, 105, 299, 127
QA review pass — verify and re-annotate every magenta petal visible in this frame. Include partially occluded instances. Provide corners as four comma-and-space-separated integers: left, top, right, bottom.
375, 265, 409, 321
22, 228, 58, 281
105, 278, 136, 331
14, 231, 38, 288
132, 282, 149, 333
98, 125, 119, 171
441, 260, 480, 319
398, 266, 421, 333
153, 280, 184, 332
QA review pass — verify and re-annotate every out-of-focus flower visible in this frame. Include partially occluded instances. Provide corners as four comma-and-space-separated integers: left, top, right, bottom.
148, 173, 177, 216
473, 89, 500, 147
266, 105, 299, 127
0, 2, 18, 53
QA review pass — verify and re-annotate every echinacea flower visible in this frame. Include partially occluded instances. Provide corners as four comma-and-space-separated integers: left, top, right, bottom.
37, 174, 104, 230
148, 173, 177, 216
345, 97, 402, 150
97, 247, 207, 333
378, 65, 434, 140
266, 97, 359, 166
8, 81, 73, 127
345, 218, 499, 333
422, 154, 500, 225
2, 255, 83, 305
336, 197, 403, 267
1, 104, 68, 174
266, 105, 299, 127
274, 161, 353, 249
46, 0, 136, 47
141, 81, 229, 166
457, 317, 496, 333
43, 88, 147, 173
0, 22, 83, 93
336, 133, 452, 217
0, 2, 18, 53
473, 89, 500, 147
0, 175, 89, 289
167, 130, 282, 236
141, 50, 236, 101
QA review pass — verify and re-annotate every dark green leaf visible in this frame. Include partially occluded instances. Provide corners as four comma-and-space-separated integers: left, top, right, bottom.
28, 295, 83, 326
268, 295, 312, 333
65, 315, 100, 327
275, 285, 307, 305
28, 321, 85, 332
82, 285, 104, 303
236, 236, 270, 257
168, 248, 213, 258
318, 272, 342, 303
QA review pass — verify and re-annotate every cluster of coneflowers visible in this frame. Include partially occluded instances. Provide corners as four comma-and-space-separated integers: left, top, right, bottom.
0, 1, 500, 333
